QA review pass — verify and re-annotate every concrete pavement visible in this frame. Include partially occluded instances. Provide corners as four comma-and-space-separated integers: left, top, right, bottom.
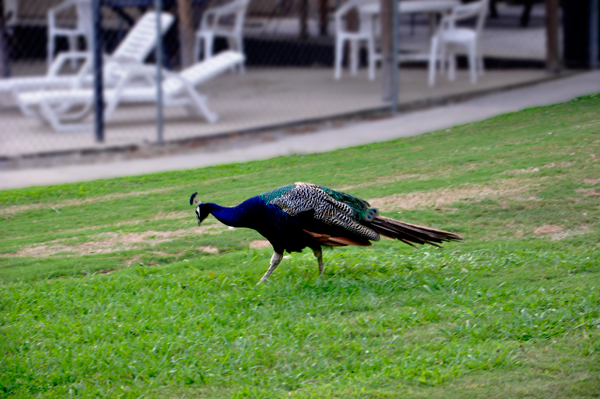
1, 70, 599, 190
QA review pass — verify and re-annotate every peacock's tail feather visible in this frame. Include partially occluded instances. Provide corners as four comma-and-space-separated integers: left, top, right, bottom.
369, 216, 463, 248
304, 230, 373, 247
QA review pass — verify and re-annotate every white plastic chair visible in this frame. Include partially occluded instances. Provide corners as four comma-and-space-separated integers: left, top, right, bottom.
428, 0, 488, 86
17, 51, 245, 132
334, 0, 378, 81
47, 0, 93, 68
194, 0, 250, 72
0, 12, 174, 109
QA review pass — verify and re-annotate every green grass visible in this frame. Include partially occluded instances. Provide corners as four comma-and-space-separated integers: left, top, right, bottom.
1, 94, 599, 398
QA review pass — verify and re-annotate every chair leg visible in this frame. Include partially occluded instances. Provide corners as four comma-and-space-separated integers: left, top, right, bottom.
477, 44, 484, 76
68, 35, 78, 69
350, 39, 359, 76
47, 33, 55, 67
367, 35, 376, 81
205, 35, 214, 59
185, 86, 218, 123
428, 36, 438, 87
194, 34, 201, 61
439, 42, 447, 76
448, 50, 456, 81
334, 36, 344, 80
236, 35, 246, 74
468, 41, 477, 84
37, 100, 92, 133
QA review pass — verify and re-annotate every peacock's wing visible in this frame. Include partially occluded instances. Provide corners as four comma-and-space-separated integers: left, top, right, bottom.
263, 182, 380, 242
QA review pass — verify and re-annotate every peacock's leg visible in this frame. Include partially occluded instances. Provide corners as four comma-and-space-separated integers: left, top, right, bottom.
258, 251, 283, 284
312, 247, 324, 276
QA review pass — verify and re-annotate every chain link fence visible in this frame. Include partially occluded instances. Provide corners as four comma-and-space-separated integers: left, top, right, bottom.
0, 0, 583, 163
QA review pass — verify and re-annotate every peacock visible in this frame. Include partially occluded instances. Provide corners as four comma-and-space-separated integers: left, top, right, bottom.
190, 182, 462, 284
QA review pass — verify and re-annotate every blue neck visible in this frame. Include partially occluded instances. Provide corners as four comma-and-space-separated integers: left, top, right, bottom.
207, 201, 255, 228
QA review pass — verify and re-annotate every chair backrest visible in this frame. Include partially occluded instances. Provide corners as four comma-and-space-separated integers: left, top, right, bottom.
335, 0, 377, 35
111, 12, 175, 63
75, 0, 92, 35
201, 0, 250, 33
232, 0, 251, 34
443, 0, 488, 33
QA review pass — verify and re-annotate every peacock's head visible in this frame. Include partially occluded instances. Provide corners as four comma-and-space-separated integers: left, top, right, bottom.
190, 192, 210, 226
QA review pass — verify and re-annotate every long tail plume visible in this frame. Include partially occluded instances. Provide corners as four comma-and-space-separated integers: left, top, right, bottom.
370, 216, 462, 248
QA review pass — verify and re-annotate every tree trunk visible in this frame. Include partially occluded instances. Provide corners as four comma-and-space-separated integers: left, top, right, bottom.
300, 0, 309, 40
319, 0, 328, 36
178, 0, 195, 68
545, 0, 560, 73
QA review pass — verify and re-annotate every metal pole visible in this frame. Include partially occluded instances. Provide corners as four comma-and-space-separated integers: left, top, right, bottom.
92, 0, 104, 142
155, 0, 164, 144
381, 0, 392, 102
590, 0, 599, 69
391, 0, 400, 112
0, 0, 10, 78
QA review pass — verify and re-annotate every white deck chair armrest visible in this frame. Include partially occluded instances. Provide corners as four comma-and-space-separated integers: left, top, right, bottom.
47, 51, 92, 77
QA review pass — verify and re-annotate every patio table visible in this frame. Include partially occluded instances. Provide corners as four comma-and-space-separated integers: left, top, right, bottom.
361, 0, 461, 62
359, 0, 460, 18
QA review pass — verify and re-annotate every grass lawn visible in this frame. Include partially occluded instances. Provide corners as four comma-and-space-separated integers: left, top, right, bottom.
1, 94, 599, 398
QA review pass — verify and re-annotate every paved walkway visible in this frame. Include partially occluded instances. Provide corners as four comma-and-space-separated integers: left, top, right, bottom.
1, 70, 599, 190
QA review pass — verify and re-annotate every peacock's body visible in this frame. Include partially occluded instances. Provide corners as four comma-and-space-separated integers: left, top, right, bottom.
190, 182, 462, 283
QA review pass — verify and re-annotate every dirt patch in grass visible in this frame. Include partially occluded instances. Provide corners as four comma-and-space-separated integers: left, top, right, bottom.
199, 246, 220, 254
3, 225, 225, 258
0, 186, 176, 216
502, 162, 575, 176
533, 224, 590, 240
249, 240, 271, 249
534, 225, 564, 235
583, 178, 600, 185
576, 188, 600, 197
369, 179, 538, 211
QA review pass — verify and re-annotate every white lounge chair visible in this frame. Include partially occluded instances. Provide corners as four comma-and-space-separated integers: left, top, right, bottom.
47, 0, 93, 68
0, 11, 174, 108
17, 51, 245, 133
333, 0, 378, 81
428, 0, 488, 86
194, 0, 250, 72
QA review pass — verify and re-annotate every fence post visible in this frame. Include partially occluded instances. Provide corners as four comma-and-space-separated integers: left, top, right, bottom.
155, 1, 164, 144
545, 0, 560, 73
590, 0, 599, 69
381, 0, 399, 111
0, 0, 10, 78
92, 0, 104, 142
391, 0, 399, 113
